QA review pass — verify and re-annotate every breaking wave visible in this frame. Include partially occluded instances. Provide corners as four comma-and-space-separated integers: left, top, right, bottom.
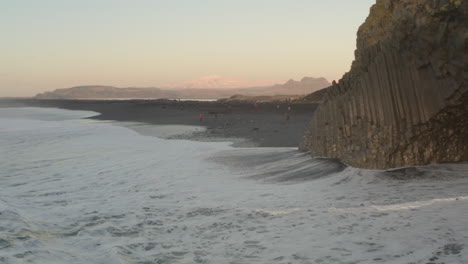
0, 107, 467, 264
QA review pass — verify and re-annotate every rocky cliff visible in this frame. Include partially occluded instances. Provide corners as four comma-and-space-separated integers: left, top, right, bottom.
301, 0, 467, 169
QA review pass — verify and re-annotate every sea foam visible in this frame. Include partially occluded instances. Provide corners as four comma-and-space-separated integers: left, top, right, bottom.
0, 107, 467, 264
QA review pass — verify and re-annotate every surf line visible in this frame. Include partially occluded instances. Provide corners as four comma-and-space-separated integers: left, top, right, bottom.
328, 196, 468, 212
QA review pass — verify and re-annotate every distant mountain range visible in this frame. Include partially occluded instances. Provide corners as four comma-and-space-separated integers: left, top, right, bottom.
35, 77, 330, 100
160, 75, 282, 89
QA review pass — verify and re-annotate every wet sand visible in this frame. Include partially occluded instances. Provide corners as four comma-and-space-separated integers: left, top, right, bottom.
0, 99, 319, 147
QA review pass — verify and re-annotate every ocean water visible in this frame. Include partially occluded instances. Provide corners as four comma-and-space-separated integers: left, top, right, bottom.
0, 107, 467, 264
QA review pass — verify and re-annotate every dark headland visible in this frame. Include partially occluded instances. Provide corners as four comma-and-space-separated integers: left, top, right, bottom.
301, 0, 467, 169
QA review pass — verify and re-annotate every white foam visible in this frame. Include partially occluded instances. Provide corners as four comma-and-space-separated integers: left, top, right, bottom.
330, 196, 468, 212
117, 122, 206, 139
0, 107, 467, 264
0, 107, 99, 121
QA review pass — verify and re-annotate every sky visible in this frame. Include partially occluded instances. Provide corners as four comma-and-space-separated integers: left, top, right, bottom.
0, 0, 375, 97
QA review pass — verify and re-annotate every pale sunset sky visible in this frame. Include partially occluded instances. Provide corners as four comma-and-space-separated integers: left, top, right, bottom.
1, 0, 376, 97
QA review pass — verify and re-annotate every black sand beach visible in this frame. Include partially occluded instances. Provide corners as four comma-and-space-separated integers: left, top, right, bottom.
0, 99, 319, 147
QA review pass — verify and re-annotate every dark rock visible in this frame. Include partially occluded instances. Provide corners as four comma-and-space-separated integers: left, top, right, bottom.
301, 0, 467, 169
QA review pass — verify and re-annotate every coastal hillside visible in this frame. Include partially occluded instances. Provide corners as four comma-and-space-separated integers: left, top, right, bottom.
296, 88, 329, 103
35, 86, 178, 99
256, 77, 330, 95
220, 87, 330, 104
301, 0, 467, 169
35, 77, 330, 100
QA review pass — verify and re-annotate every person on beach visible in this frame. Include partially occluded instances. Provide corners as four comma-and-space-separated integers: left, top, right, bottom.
286, 105, 291, 120
199, 114, 204, 122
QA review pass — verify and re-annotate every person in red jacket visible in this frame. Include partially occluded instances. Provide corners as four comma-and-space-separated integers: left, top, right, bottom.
199, 114, 204, 122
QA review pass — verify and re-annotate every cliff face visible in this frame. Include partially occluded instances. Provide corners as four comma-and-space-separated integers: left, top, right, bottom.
301, 0, 467, 169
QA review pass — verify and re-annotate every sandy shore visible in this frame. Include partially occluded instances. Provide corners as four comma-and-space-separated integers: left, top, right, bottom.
0, 98, 319, 147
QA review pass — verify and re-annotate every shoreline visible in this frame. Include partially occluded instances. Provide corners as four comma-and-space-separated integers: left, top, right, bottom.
0, 98, 319, 148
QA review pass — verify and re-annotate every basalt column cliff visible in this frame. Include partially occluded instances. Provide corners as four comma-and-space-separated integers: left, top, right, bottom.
301, 0, 467, 169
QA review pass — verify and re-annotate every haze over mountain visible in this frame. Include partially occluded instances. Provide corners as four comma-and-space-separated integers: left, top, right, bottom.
35, 77, 330, 99
160, 75, 283, 89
